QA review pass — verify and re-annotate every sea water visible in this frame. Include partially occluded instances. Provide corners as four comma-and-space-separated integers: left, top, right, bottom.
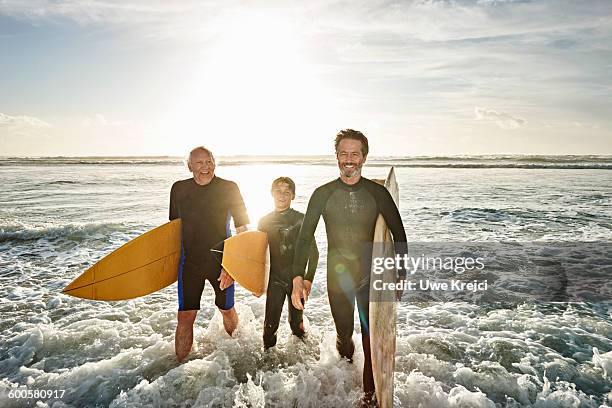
0, 156, 611, 407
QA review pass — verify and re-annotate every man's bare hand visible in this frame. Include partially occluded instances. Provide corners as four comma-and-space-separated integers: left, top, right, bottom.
218, 269, 234, 290
291, 277, 309, 310
303, 279, 312, 299
236, 225, 248, 234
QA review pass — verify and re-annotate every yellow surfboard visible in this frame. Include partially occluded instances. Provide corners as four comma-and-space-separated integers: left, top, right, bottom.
370, 168, 399, 408
213, 231, 270, 297
63, 220, 182, 300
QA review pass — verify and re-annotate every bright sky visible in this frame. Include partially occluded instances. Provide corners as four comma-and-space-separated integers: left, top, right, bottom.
0, 0, 611, 157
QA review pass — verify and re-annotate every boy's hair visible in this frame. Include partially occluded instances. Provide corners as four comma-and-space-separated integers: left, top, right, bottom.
271, 177, 296, 194
334, 129, 369, 156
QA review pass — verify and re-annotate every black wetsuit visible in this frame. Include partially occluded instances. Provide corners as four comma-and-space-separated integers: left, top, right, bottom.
293, 176, 407, 395
258, 208, 318, 348
170, 176, 249, 311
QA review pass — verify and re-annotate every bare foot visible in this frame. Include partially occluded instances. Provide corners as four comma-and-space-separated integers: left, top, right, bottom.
175, 310, 196, 362
220, 307, 238, 336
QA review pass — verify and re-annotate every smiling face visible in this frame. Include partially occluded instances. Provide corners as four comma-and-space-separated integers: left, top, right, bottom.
336, 138, 366, 180
271, 182, 295, 212
188, 149, 216, 185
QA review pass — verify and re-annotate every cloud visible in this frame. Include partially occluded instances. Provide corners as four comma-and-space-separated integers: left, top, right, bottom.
2, 1, 609, 42
81, 113, 129, 128
0, 113, 52, 148
474, 106, 526, 129
0, 1, 229, 43
307, 0, 612, 45
0, 1, 180, 25
0, 112, 51, 129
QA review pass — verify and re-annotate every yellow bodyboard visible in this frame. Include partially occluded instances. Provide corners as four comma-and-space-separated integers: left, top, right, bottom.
63, 219, 182, 301
219, 231, 270, 297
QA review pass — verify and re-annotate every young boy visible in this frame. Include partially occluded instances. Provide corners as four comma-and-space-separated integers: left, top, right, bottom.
258, 177, 319, 349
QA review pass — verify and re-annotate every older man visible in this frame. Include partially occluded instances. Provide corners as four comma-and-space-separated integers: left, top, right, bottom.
170, 146, 249, 362
291, 129, 407, 405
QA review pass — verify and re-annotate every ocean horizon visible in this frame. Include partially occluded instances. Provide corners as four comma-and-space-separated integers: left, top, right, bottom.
1, 154, 611, 170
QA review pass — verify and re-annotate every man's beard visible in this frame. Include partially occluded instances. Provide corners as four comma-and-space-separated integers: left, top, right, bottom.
340, 164, 362, 178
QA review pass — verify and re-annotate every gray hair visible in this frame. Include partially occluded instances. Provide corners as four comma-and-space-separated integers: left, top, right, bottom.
188, 146, 215, 163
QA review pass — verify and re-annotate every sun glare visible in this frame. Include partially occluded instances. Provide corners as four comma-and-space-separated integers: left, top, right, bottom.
218, 164, 288, 228
163, 12, 335, 155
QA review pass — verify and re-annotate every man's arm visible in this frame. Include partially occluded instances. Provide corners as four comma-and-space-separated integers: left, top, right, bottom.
229, 182, 250, 230
219, 182, 249, 290
169, 183, 179, 221
377, 186, 408, 278
291, 188, 325, 310
306, 239, 319, 282
297, 238, 319, 301
293, 190, 324, 281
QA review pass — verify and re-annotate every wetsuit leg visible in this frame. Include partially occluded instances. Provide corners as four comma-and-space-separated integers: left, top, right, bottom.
286, 282, 304, 337
356, 279, 375, 399
263, 280, 287, 348
178, 261, 206, 311
328, 253, 375, 397
328, 253, 367, 360
328, 286, 356, 360
204, 261, 235, 310
355, 278, 371, 336
327, 272, 356, 360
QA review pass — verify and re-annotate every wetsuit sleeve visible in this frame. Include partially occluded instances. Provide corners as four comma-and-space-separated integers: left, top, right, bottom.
229, 182, 250, 228
306, 239, 319, 279
169, 183, 179, 221
376, 186, 408, 278
293, 188, 325, 281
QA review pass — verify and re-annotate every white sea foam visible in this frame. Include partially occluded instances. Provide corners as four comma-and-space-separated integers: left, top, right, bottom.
592, 348, 612, 380
1, 160, 610, 407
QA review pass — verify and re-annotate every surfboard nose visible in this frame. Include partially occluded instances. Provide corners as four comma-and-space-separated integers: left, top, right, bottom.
62, 219, 182, 301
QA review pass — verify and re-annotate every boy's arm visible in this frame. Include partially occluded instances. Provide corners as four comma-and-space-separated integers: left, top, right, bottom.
257, 215, 267, 233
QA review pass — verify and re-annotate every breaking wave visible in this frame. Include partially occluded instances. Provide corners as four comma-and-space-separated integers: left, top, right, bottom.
2, 155, 611, 169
